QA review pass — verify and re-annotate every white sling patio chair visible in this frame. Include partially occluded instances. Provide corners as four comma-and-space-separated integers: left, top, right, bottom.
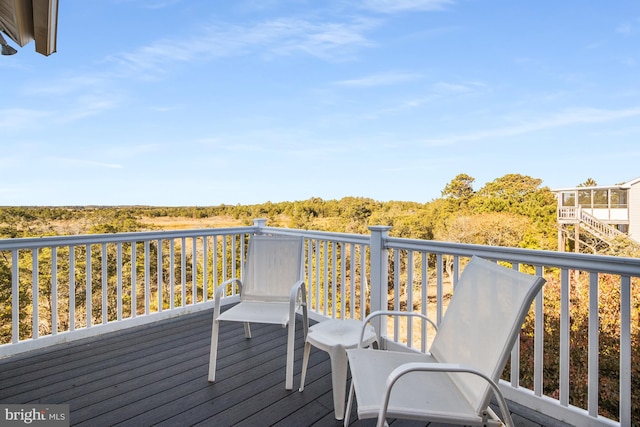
208, 234, 308, 390
345, 256, 546, 427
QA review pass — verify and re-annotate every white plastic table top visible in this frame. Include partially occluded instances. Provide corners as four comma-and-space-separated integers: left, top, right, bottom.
299, 319, 377, 420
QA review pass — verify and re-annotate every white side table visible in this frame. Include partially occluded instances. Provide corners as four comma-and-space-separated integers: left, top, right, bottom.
298, 319, 378, 420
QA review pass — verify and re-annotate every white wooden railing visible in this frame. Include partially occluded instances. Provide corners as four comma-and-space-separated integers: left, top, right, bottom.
1, 218, 639, 426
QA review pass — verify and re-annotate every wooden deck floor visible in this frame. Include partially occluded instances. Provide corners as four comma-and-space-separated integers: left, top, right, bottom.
0, 307, 567, 426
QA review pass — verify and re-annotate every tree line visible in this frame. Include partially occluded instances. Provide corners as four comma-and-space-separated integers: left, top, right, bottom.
2, 172, 637, 257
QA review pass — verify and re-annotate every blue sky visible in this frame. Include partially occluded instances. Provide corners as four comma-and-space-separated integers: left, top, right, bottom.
2, 0, 639, 206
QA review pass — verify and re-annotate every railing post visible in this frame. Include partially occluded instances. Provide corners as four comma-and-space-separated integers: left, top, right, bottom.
368, 225, 391, 341
253, 218, 267, 233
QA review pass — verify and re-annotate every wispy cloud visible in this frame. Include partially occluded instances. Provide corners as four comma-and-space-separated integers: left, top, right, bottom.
112, 0, 183, 9
333, 71, 423, 87
109, 17, 379, 76
103, 143, 159, 158
361, 0, 455, 13
15, 12, 379, 130
432, 81, 487, 95
616, 19, 640, 36
0, 108, 53, 130
423, 107, 640, 146
50, 157, 124, 169
195, 128, 349, 159
23, 75, 109, 97
55, 94, 123, 123
344, 79, 487, 119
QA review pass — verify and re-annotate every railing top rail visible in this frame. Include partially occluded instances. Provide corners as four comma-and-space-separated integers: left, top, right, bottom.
385, 236, 640, 276
0, 226, 258, 250
260, 226, 371, 245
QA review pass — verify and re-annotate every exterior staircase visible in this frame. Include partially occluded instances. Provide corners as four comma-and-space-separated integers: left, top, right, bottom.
578, 210, 628, 241
558, 207, 640, 254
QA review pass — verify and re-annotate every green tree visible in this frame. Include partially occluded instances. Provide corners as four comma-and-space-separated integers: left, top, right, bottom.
441, 173, 475, 203
578, 178, 598, 187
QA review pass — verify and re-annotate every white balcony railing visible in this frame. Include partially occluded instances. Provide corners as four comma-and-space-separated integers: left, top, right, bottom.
1, 218, 639, 426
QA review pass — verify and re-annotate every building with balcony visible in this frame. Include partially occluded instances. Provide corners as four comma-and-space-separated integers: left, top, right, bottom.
552, 177, 640, 253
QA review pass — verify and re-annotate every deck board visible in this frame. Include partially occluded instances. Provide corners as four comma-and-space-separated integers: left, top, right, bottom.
0, 307, 562, 426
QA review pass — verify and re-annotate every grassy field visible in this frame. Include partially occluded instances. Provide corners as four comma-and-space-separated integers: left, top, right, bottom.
137, 215, 248, 230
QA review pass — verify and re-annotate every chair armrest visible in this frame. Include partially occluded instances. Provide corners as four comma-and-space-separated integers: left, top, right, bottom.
213, 278, 242, 319
288, 279, 308, 337
359, 310, 438, 348
288, 279, 307, 312
378, 362, 514, 427
288, 279, 306, 303
214, 277, 243, 300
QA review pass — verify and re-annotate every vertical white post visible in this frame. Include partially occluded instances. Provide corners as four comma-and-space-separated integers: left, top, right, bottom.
131, 242, 136, 318
69, 246, 76, 331
587, 271, 599, 417
253, 218, 267, 231
368, 225, 391, 340
32, 249, 39, 339
620, 276, 631, 426
12, 250, 19, 343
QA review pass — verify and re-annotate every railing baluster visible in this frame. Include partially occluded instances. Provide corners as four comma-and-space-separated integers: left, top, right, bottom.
196, 236, 201, 304
222, 237, 227, 285
212, 235, 218, 299
32, 249, 38, 339
587, 271, 599, 417
359, 244, 366, 320
393, 248, 400, 340
305, 239, 311, 311
131, 242, 136, 319
407, 249, 414, 348
157, 239, 163, 312
12, 249, 18, 343
314, 239, 320, 314
169, 239, 175, 310
336, 241, 344, 319
436, 253, 443, 324
559, 267, 570, 407
69, 245, 76, 331
181, 238, 187, 307
144, 240, 150, 315
102, 243, 108, 324
510, 262, 521, 388
349, 243, 355, 318
421, 252, 427, 353
52, 247, 57, 336
86, 244, 92, 327
534, 264, 544, 397
620, 275, 631, 426
231, 236, 236, 288
117, 242, 122, 321
323, 240, 329, 317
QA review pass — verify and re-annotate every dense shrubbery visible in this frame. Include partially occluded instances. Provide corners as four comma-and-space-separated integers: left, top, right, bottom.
0, 173, 561, 251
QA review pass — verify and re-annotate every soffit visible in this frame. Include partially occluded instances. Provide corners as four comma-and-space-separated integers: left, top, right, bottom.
0, 0, 58, 55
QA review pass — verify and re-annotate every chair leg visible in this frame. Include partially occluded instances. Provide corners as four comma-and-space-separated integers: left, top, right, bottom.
328, 346, 349, 420
285, 318, 296, 390
243, 322, 251, 338
208, 319, 220, 382
344, 381, 355, 427
298, 341, 311, 392
302, 302, 309, 340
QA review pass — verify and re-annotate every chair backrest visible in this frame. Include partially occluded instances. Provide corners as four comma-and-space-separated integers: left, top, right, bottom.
240, 235, 304, 303
430, 256, 545, 415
